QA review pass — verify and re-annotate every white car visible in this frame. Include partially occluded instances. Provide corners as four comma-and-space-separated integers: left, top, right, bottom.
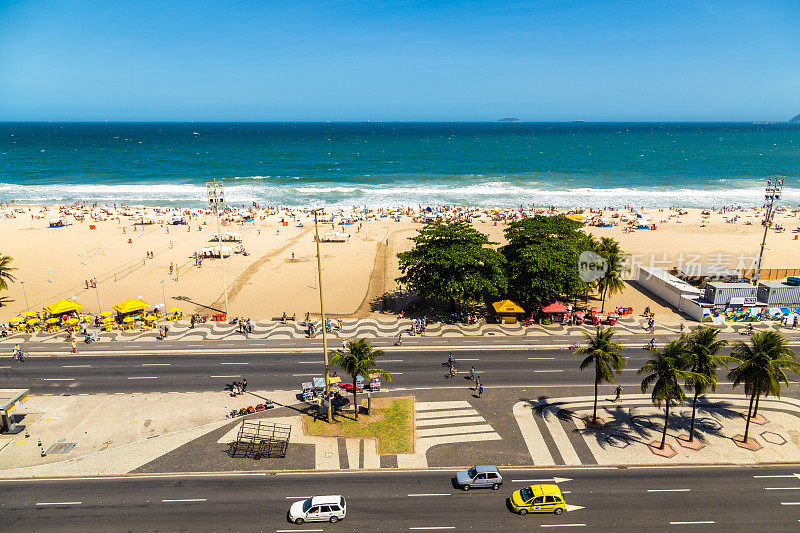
289, 495, 347, 524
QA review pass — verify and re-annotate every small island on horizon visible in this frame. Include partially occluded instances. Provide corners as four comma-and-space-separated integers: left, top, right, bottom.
790, 113, 800, 123
496, 117, 520, 123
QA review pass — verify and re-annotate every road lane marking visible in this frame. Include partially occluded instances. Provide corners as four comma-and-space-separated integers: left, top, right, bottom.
407, 493, 450, 497
528, 357, 556, 360
220, 362, 249, 365
408, 528, 455, 531
512, 477, 572, 483
754, 474, 798, 478
780, 502, 800, 505
540, 525, 585, 528
43, 378, 75, 381
765, 487, 800, 490
276, 530, 323, 533
534, 370, 564, 373
142, 363, 170, 366
128, 376, 158, 379
187, 344, 203, 347
647, 489, 691, 492
62, 365, 91, 368
36, 501, 82, 506
210, 375, 240, 378
458, 358, 480, 361
669, 522, 714, 525
284, 496, 310, 499
293, 373, 322, 376
162, 498, 207, 503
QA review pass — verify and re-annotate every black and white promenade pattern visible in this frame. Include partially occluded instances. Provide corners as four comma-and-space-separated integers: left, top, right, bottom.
2, 315, 772, 345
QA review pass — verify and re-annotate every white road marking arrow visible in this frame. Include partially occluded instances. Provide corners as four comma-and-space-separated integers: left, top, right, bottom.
565, 504, 585, 512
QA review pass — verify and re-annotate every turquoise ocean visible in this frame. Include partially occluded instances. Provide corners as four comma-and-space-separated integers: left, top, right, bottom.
1, 122, 799, 209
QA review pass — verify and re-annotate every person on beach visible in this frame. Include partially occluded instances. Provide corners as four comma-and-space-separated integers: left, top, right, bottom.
614, 386, 622, 402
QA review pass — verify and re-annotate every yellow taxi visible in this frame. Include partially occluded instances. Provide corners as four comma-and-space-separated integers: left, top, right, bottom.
510, 484, 566, 515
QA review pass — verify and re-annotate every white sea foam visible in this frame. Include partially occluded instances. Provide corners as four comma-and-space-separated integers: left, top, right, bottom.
0, 181, 798, 209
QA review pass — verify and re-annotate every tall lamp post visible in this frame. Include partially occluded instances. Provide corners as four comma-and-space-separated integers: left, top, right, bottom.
20, 281, 29, 311
313, 209, 332, 423
160, 280, 167, 315
94, 284, 101, 313
206, 179, 229, 317
752, 178, 783, 284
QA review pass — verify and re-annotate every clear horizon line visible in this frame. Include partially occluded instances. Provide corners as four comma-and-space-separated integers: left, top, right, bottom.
0, 119, 796, 124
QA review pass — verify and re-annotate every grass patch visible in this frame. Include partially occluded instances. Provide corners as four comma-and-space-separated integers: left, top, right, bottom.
303, 397, 414, 454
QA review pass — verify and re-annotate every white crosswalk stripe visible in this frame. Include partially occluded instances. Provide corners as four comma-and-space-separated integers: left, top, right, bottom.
414, 401, 501, 446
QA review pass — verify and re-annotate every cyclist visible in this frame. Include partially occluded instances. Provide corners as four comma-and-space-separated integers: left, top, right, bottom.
447, 352, 454, 365
470, 366, 476, 380
13, 344, 21, 360
448, 364, 456, 378
648, 338, 655, 350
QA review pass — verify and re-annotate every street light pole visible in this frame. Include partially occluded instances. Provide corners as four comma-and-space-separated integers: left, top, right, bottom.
161, 280, 166, 315
20, 281, 29, 311
94, 285, 101, 313
206, 179, 229, 317
313, 210, 332, 423
752, 178, 783, 284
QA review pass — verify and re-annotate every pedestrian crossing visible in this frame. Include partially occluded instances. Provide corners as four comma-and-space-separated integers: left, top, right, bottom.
414, 400, 502, 448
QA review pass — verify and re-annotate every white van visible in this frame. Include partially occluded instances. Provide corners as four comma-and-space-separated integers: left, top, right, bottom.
289, 495, 347, 524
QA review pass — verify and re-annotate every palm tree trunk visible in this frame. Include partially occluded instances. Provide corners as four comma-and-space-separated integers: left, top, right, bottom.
743, 390, 756, 442
353, 377, 359, 421
600, 285, 607, 313
753, 394, 761, 418
689, 388, 699, 442
367, 394, 372, 416
660, 400, 670, 449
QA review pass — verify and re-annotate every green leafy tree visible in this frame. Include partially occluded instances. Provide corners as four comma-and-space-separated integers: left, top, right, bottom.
397, 221, 506, 309
502, 215, 592, 305
593, 237, 625, 313
728, 331, 800, 442
639, 339, 707, 449
329, 338, 393, 420
0, 255, 16, 291
684, 326, 733, 442
572, 326, 626, 423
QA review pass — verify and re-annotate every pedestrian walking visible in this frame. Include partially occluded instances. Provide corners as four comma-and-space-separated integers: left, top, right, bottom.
470, 366, 476, 380
474, 375, 481, 391
71, 340, 77, 354
478, 383, 484, 398
242, 378, 247, 393
614, 385, 622, 402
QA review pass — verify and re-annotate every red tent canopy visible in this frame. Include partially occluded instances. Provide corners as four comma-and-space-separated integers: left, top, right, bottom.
541, 301, 568, 314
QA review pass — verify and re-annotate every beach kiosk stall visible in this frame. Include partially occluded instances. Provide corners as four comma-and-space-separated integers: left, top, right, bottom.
492, 300, 524, 324
199, 245, 232, 258
113, 298, 150, 325
44, 299, 83, 318
0, 389, 29, 434
540, 301, 568, 324
210, 232, 243, 242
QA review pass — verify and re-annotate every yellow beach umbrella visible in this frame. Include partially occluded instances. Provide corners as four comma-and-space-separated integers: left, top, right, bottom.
100, 311, 113, 317
46, 317, 60, 324
22, 311, 37, 317
10, 316, 24, 323
566, 214, 585, 220
44, 299, 84, 315
26, 317, 40, 324
102, 316, 114, 323
144, 314, 157, 321
169, 307, 182, 313
113, 298, 150, 315
123, 316, 135, 323
65, 318, 79, 325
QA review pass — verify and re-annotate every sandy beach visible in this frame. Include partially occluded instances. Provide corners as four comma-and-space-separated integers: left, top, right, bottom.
2, 203, 799, 324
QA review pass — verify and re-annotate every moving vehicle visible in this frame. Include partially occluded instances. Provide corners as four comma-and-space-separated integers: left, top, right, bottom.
455, 465, 503, 490
510, 484, 566, 515
288, 495, 347, 524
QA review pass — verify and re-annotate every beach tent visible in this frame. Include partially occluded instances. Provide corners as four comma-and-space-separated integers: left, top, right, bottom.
113, 298, 150, 315
210, 232, 243, 242
199, 245, 232, 257
44, 299, 84, 316
321, 232, 350, 242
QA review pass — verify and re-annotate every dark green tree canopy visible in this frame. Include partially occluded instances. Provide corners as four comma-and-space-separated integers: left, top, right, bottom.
396, 221, 507, 308
502, 215, 592, 305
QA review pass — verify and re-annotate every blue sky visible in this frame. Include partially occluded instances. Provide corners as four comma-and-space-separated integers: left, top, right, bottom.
0, 0, 798, 121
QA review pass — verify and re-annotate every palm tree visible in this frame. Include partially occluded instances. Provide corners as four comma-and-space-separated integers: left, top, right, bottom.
329, 338, 393, 420
728, 331, 800, 442
0, 255, 16, 291
592, 238, 624, 313
572, 326, 626, 424
684, 326, 733, 442
639, 339, 707, 449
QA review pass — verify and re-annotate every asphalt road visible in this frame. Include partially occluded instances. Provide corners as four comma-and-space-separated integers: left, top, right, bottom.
3, 346, 799, 395
3, 466, 800, 532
